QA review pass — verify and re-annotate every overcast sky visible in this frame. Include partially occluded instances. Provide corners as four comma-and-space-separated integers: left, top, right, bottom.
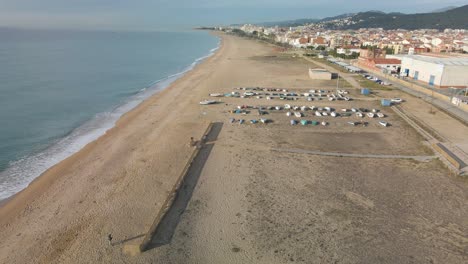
0, 0, 467, 31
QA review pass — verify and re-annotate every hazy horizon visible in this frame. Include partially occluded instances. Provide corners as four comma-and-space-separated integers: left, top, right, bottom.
0, 0, 467, 31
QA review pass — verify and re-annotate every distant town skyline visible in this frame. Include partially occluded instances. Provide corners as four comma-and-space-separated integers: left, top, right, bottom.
0, 0, 467, 31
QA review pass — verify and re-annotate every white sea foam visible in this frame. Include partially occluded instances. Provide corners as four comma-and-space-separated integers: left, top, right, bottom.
0, 38, 221, 201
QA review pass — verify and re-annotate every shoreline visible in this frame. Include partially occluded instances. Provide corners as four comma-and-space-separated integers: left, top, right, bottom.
0, 31, 221, 209
0, 31, 224, 222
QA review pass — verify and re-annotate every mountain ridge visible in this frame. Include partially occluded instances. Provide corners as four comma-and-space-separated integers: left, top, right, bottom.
250, 5, 468, 30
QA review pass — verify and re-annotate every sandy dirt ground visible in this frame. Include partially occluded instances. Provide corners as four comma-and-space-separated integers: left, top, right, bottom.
0, 33, 467, 264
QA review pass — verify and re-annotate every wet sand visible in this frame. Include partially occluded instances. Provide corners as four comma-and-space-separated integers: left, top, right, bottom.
0, 32, 467, 264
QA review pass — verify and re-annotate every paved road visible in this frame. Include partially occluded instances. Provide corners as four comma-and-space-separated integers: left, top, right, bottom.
271, 148, 436, 162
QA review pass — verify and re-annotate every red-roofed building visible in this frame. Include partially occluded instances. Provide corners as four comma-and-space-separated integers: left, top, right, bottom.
357, 48, 401, 72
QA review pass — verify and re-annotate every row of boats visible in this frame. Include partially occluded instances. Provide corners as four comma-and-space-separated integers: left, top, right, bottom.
228, 118, 390, 127
208, 89, 352, 102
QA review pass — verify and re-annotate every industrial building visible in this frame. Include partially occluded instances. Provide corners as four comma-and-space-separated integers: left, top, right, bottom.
399, 55, 468, 88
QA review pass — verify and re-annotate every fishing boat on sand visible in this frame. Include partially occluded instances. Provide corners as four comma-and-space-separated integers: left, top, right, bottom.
379, 121, 389, 127
200, 100, 217, 105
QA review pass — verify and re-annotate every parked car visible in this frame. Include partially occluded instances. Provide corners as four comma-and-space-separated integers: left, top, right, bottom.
391, 98, 403, 103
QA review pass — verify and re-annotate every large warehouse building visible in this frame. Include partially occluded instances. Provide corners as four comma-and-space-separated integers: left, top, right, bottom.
399, 55, 468, 88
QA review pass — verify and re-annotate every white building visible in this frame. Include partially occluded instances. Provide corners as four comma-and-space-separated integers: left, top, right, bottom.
399, 55, 468, 88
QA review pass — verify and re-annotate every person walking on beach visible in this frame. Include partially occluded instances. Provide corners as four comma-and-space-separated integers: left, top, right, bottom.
107, 234, 113, 246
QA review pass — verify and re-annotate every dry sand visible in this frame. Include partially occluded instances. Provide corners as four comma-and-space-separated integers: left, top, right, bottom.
0, 33, 467, 264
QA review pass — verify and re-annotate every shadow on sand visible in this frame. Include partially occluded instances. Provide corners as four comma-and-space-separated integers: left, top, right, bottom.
147, 122, 223, 250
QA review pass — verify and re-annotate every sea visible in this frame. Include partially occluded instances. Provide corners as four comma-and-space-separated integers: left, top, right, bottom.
0, 28, 220, 200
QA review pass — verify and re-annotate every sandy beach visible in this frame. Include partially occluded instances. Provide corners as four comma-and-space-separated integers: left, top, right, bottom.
0, 32, 467, 264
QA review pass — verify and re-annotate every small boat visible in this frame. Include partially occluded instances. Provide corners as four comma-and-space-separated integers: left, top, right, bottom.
348, 122, 357, 126
321, 121, 327, 126
341, 108, 348, 112
286, 111, 292, 117
300, 106, 307, 111
239, 119, 245, 124
356, 112, 363, 118
250, 119, 258, 124
266, 96, 271, 100
244, 92, 255, 96
372, 109, 378, 113
209, 93, 224, 97
229, 118, 235, 123
294, 112, 302, 118
344, 97, 350, 101
367, 113, 375, 118
200, 100, 217, 105
284, 104, 291, 110
275, 106, 281, 110
260, 118, 268, 124
293, 106, 300, 111
331, 112, 337, 117
290, 120, 297, 125
300, 120, 308, 126
377, 113, 385, 118
328, 97, 334, 101
322, 112, 328, 116
324, 107, 331, 112
311, 121, 319, 126
307, 98, 313, 101
309, 106, 317, 110
351, 108, 358, 112
379, 121, 389, 127
315, 111, 322, 117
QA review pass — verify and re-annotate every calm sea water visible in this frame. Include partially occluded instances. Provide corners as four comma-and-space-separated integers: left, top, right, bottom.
0, 28, 219, 200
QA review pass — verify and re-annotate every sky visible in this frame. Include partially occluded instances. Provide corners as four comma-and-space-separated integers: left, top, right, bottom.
0, 0, 467, 31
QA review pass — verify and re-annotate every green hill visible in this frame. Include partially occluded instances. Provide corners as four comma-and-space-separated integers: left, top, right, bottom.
344, 5, 468, 30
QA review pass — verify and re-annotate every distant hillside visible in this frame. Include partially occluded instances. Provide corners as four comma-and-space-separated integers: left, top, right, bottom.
431, 6, 458, 13
340, 5, 468, 30
249, 5, 467, 30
